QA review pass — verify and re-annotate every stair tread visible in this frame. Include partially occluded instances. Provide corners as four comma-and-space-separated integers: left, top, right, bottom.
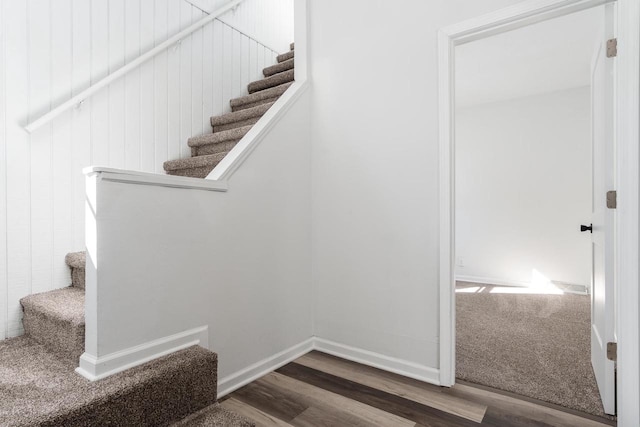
210, 102, 275, 127
65, 251, 86, 269
164, 152, 228, 171
189, 126, 252, 148
172, 403, 254, 427
230, 82, 292, 109
263, 58, 294, 77
21, 287, 85, 327
277, 50, 294, 63
0, 338, 220, 427
248, 69, 294, 94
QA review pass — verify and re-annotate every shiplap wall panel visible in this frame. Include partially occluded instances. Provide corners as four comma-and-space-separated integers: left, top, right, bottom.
0, 0, 8, 338
5, 0, 30, 337
0, 0, 286, 340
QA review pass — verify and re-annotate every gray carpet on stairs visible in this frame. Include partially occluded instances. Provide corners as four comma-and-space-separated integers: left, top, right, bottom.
230, 82, 292, 112
247, 69, 294, 94
20, 287, 85, 363
456, 283, 610, 418
65, 251, 86, 289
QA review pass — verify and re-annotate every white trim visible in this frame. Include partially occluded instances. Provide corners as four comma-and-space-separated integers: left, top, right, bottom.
84, 166, 228, 192
217, 338, 315, 398
615, 0, 640, 424
24, 0, 246, 134
439, 1, 640, 420
456, 275, 534, 289
313, 338, 441, 386
75, 326, 209, 381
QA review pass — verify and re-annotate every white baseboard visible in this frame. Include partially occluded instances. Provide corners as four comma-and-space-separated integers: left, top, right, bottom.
217, 338, 315, 398
312, 338, 441, 386
75, 326, 209, 381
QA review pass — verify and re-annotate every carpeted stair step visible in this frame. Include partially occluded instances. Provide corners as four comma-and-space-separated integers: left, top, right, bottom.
230, 82, 292, 112
210, 102, 275, 133
65, 251, 86, 289
0, 339, 246, 427
164, 152, 228, 178
20, 287, 85, 363
188, 126, 252, 157
263, 58, 294, 77
277, 50, 294, 63
290, 42, 294, 51
247, 69, 294, 94
171, 403, 254, 427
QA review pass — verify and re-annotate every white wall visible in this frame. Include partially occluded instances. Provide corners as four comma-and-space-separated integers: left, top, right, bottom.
310, 0, 523, 373
85, 88, 312, 388
0, 0, 286, 340
191, 0, 294, 53
455, 87, 592, 289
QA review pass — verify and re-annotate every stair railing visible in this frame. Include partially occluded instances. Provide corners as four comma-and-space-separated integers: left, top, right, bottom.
24, 0, 246, 134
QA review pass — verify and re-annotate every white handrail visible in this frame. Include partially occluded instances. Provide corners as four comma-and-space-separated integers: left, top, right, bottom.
25, 0, 245, 134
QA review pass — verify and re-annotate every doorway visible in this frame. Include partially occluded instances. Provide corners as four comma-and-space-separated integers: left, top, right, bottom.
437, 0, 618, 419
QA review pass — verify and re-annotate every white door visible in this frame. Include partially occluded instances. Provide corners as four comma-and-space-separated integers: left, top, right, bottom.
590, 7, 616, 415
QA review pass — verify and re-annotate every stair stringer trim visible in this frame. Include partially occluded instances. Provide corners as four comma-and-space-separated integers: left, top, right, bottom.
206, 80, 309, 182
75, 325, 209, 381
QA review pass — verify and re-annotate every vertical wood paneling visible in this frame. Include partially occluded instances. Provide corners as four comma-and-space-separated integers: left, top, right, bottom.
108, 0, 126, 168
29, 0, 53, 295
71, 0, 92, 252
51, 0, 74, 289
153, 0, 169, 173
0, 0, 8, 339
139, 0, 155, 172
191, 8, 204, 138
124, 0, 142, 171
1, 0, 286, 337
5, 0, 30, 337
179, 1, 193, 159
90, 0, 110, 166
166, 0, 181, 162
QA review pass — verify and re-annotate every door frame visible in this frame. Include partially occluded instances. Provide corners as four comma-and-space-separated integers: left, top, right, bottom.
438, 0, 640, 423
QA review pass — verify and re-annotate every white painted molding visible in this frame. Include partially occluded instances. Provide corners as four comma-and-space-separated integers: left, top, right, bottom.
217, 338, 315, 398
84, 167, 228, 192
313, 338, 441, 386
456, 275, 532, 288
438, 0, 640, 412
76, 326, 209, 381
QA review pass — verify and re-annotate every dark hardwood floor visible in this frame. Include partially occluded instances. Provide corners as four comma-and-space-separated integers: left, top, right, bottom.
221, 351, 616, 427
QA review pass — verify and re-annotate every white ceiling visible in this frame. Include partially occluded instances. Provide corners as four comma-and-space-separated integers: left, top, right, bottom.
455, 6, 604, 108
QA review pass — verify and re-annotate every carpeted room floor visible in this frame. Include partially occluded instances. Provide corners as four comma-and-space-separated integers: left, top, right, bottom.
455, 281, 610, 418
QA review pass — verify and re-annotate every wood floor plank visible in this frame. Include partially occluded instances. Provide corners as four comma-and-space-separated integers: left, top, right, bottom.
278, 363, 480, 427
231, 380, 309, 422
450, 383, 613, 427
221, 398, 295, 427
262, 372, 415, 427
295, 352, 487, 423
290, 405, 404, 427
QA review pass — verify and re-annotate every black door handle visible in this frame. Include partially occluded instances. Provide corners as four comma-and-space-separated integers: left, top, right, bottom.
581, 224, 593, 233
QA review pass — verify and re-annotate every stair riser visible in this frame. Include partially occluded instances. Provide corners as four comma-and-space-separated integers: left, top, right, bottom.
71, 267, 85, 290
167, 165, 216, 179
263, 59, 294, 77
248, 70, 294, 94
192, 139, 240, 157
277, 50, 294, 63
230, 82, 292, 111
231, 97, 280, 112
213, 117, 261, 133
47, 348, 219, 427
22, 309, 84, 363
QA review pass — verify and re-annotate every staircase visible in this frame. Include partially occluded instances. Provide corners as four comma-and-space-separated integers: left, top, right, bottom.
163, 42, 295, 178
0, 43, 297, 427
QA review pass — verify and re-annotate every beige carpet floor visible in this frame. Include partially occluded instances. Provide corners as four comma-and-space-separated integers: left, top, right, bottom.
456, 283, 610, 418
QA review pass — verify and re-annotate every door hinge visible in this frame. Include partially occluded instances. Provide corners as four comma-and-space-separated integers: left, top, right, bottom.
607, 38, 617, 58
607, 342, 617, 361
607, 190, 617, 209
